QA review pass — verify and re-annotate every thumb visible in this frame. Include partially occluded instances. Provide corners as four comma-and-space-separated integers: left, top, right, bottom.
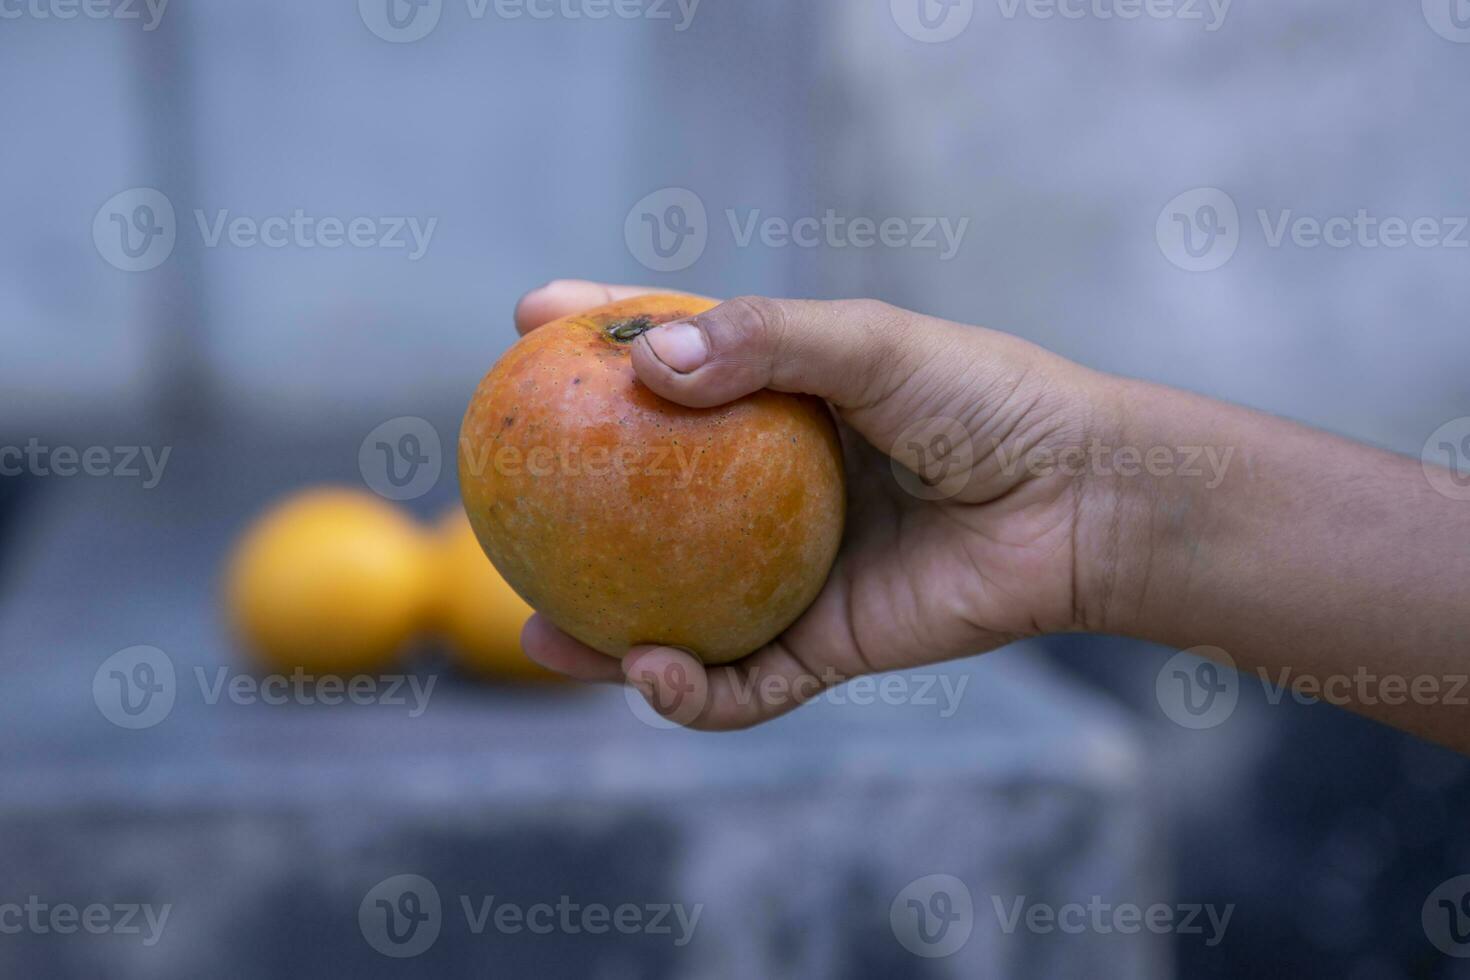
629, 296, 999, 450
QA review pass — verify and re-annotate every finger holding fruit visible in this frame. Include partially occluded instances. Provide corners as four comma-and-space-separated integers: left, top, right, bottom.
467, 280, 1109, 731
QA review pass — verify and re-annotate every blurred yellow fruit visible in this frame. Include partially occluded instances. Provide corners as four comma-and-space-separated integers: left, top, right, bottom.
225, 487, 434, 675
431, 507, 558, 682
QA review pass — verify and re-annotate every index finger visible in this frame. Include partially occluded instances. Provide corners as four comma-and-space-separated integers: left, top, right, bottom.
514, 280, 669, 335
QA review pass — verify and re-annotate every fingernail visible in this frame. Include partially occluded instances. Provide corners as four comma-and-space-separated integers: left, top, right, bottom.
642, 321, 709, 374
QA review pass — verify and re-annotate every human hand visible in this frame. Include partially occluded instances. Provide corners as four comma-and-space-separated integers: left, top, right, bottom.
511, 280, 1125, 730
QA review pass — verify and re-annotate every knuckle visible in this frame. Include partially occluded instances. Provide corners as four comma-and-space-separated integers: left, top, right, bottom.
713, 295, 788, 353
835, 298, 913, 398
840, 297, 896, 321
842, 298, 913, 343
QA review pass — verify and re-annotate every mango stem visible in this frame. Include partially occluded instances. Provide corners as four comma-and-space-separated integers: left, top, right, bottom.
606, 316, 656, 343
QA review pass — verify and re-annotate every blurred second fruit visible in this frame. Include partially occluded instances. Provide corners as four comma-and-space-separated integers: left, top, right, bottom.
431, 507, 558, 682
224, 487, 434, 675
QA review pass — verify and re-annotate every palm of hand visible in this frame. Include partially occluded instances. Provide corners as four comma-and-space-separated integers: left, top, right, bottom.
783, 421, 1082, 687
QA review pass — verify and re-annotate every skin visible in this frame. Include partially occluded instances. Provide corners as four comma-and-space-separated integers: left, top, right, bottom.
516, 279, 1470, 752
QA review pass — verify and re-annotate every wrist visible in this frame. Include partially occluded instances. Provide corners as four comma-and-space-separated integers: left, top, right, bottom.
1068, 375, 1201, 639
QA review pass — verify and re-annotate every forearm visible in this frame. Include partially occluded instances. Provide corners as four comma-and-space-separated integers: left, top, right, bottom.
1084, 377, 1470, 749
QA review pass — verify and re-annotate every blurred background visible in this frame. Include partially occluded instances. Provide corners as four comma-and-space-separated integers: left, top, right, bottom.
3, 0, 1470, 976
